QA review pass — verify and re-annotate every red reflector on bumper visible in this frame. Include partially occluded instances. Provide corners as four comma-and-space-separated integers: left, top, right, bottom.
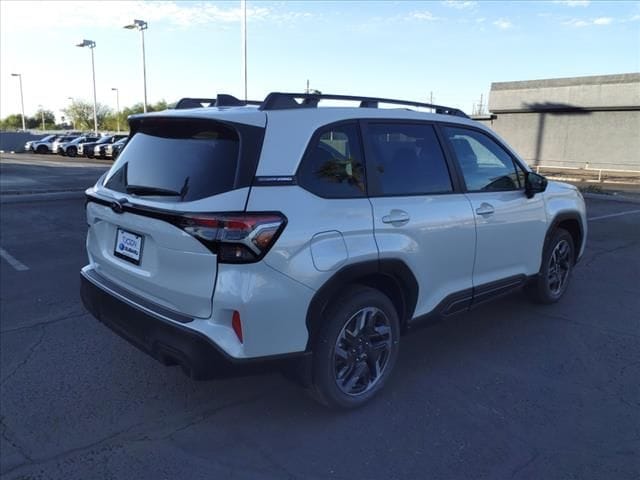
232, 310, 243, 343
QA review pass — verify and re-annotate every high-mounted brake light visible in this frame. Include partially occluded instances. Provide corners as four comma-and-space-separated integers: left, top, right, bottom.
176, 213, 286, 263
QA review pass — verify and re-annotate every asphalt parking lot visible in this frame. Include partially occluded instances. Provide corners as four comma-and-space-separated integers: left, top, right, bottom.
1, 153, 639, 480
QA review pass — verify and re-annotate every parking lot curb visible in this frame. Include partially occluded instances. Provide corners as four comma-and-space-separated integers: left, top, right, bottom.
0, 190, 86, 204
582, 192, 640, 205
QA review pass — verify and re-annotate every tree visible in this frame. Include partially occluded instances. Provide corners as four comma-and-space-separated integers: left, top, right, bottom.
122, 102, 145, 117
150, 100, 169, 112
63, 99, 111, 130
121, 100, 170, 117
0, 114, 24, 130
105, 99, 171, 132
26, 109, 56, 130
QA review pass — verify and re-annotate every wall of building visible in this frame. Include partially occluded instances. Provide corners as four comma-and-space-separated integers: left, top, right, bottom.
475, 73, 640, 171
0, 132, 48, 153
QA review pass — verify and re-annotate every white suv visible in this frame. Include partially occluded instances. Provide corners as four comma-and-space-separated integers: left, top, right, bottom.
81, 93, 587, 408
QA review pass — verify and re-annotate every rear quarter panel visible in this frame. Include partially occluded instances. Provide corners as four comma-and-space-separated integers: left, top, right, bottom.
246, 186, 379, 291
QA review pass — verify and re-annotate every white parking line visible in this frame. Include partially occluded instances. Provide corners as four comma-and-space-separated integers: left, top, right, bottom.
0, 248, 29, 271
588, 209, 640, 221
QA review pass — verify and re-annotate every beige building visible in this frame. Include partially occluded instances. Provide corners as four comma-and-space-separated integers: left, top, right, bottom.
474, 73, 640, 171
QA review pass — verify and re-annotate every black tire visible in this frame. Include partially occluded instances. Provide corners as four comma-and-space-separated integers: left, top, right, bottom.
36, 145, 47, 154
311, 285, 400, 409
526, 228, 575, 304
67, 146, 77, 157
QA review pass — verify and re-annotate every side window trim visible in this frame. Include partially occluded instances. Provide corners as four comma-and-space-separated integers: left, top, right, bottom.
432, 123, 466, 194
295, 120, 367, 199
437, 123, 528, 193
360, 119, 462, 198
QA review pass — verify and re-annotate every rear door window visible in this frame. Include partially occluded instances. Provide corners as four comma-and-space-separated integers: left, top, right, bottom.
104, 119, 242, 202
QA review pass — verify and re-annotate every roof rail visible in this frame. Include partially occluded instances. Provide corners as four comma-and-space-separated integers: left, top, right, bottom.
259, 92, 469, 118
174, 94, 261, 110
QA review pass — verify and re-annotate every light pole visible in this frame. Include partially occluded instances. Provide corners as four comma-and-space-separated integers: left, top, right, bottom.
67, 97, 74, 129
10, 73, 26, 131
124, 19, 148, 113
38, 104, 45, 130
241, 0, 247, 101
111, 87, 120, 132
75, 39, 98, 134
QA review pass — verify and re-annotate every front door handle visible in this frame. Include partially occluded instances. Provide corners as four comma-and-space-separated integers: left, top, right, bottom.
382, 209, 410, 226
475, 202, 495, 216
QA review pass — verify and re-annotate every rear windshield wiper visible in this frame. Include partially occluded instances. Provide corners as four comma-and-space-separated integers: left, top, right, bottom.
125, 185, 182, 196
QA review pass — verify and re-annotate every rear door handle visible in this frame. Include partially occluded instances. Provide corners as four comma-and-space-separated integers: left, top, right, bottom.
475, 202, 495, 216
382, 210, 410, 226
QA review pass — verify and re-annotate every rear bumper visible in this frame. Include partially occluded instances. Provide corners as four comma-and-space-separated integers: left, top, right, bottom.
80, 267, 311, 382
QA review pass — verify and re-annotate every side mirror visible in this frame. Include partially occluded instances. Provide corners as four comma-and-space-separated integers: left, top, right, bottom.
525, 172, 547, 198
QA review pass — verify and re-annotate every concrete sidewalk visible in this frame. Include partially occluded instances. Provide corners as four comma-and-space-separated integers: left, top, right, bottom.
536, 165, 640, 189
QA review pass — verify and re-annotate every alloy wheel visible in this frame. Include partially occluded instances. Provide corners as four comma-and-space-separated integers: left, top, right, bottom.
333, 307, 393, 396
548, 239, 571, 296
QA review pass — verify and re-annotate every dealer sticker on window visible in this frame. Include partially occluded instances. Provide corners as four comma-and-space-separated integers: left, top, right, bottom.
114, 228, 144, 265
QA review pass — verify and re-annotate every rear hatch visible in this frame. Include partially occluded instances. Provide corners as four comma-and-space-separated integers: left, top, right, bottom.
85, 111, 267, 318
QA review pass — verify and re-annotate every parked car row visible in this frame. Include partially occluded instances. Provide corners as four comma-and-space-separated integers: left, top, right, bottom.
26, 134, 77, 154
101, 136, 129, 160
25, 133, 128, 160
77, 134, 128, 159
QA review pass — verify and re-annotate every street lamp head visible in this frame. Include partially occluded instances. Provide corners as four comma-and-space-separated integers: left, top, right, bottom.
76, 39, 96, 48
124, 19, 147, 30
111, 87, 118, 91
11, 73, 21, 77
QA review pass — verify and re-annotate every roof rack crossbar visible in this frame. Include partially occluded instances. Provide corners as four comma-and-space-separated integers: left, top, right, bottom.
259, 92, 468, 118
174, 94, 262, 110
215, 94, 263, 107
175, 97, 217, 109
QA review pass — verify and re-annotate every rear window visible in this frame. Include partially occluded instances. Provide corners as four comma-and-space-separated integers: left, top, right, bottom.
104, 119, 241, 202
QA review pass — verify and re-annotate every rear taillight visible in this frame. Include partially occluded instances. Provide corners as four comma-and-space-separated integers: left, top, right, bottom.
176, 213, 286, 263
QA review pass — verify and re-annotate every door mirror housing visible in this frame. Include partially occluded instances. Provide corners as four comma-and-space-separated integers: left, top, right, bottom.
525, 172, 547, 198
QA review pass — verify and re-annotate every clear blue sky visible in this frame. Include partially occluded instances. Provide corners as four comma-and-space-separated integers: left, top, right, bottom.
1, 0, 639, 120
